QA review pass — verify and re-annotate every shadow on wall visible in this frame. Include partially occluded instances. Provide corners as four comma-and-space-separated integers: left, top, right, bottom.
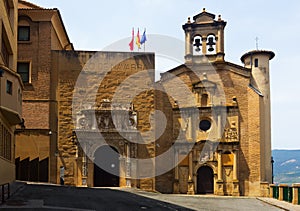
15, 157, 49, 182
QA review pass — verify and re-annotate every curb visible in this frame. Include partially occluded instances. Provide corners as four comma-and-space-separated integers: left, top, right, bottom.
256, 197, 297, 211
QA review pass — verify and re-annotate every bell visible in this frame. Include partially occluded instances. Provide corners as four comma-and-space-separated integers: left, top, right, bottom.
194, 38, 202, 52
207, 37, 215, 52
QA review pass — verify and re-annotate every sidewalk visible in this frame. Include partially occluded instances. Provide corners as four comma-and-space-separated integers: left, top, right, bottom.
121, 187, 300, 211
257, 197, 300, 211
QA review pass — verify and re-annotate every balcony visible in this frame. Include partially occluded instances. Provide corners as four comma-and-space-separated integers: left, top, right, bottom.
0, 66, 23, 125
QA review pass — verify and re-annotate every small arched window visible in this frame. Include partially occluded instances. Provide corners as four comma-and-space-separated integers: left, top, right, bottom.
254, 58, 259, 67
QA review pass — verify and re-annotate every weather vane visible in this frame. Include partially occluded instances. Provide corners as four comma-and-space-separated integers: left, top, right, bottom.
255, 37, 259, 50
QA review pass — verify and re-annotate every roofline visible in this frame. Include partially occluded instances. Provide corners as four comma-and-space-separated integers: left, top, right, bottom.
241, 50, 275, 63
249, 83, 263, 97
18, 0, 44, 9
18, 6, 74, 50
55, 9, 74, 50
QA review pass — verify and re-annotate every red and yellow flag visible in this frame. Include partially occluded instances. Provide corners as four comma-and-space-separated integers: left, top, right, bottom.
136, 28, 141, 49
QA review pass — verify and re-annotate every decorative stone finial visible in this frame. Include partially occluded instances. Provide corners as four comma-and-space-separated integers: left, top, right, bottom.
187, 17, 191, 23
218, 15, 222, 21
203, 72, 208, 80
203, 8, 206, 12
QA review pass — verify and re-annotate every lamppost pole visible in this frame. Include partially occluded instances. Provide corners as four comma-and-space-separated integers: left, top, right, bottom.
271, 156, 274, 184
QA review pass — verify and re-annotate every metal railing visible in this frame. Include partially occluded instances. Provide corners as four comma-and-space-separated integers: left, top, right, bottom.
0, 183, 10, 204
270, 184, 300, 205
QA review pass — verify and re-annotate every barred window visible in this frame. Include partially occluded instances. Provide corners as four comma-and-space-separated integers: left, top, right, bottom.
0, 122, 12, 161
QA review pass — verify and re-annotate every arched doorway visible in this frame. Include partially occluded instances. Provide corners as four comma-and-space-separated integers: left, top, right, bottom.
197, 166, 214, 194
93, 145, 120, 187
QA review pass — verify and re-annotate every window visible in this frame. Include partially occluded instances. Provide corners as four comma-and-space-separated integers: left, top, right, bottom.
254, 58, 259, 67
1, 35, 9, 66
18, 26, 30, 41
6, 80, 12, 95
199, 119, 211, 131
17, 62, 30, 83
0, 123, 12, 161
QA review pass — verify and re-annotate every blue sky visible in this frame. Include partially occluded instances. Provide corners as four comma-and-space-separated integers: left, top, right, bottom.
28, 0, 300, 149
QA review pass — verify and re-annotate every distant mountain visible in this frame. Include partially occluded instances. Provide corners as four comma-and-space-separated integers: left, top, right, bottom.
272, 150, 300, 185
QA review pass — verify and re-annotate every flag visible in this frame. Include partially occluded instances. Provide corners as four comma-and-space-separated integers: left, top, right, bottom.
140, 29, 147, 45
129, 28, 134, 51
136, 28, 141, 49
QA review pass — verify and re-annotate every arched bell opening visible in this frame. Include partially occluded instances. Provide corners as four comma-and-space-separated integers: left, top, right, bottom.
193, 35, 203, 55
206, 34, 216, 54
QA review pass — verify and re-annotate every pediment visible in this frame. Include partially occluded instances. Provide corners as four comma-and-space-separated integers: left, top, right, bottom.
193, 79, 216, 89
193, 10, 216, 24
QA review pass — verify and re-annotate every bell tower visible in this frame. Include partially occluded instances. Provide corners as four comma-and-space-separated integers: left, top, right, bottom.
182, 8, 227, 63
241, 50, 275, 184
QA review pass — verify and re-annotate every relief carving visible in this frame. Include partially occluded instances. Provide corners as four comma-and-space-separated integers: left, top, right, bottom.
225, 128, 238, 142
76, 100, 138, 130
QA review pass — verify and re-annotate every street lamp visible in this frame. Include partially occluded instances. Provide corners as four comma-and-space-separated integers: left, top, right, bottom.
271, 156, 274, 184
71, 131, 78, 145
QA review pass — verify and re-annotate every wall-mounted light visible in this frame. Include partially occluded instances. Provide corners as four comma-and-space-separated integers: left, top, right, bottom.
71, 130, 78, 145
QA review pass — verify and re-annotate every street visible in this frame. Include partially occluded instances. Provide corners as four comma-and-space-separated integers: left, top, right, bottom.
0, 183, 285, 211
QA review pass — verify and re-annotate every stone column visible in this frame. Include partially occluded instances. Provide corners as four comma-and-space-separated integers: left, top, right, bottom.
82, 143, 88, 187
217, 150, 222, 181
185, 30, 192, 56
125, 143, 131, 187
91, 115, 97, 130
233, 150, 238, 181
217, 28, 224, 53
202, 37, 207, 55
217, 113, 222, 140
187, 151, 195, 195
173, 148, 179, 194
232, 149, 240, 196
187, 117, 192, 140
216, 150, 224, 196
292, 184, 300, 205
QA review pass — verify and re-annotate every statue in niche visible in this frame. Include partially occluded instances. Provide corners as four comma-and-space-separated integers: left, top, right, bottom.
128, 111, 137, 129
104, 116, 110, 128
97, 116, 105, 129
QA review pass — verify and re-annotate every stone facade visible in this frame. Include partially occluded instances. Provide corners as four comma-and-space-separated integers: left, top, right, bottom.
15, 0, 73, 183
15, 3, 275, 197
0, 0, 23, 185
53, 51, 155, 189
